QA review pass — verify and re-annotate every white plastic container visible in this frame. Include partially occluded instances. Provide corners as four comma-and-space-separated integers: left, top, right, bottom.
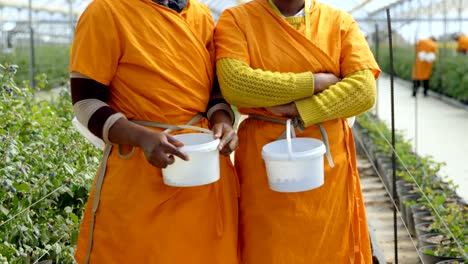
418, 51, 428, 61
425, 52, 436, 62
162, 133, 220, 187
261, 119, 326, 192
347, 116, 356, 128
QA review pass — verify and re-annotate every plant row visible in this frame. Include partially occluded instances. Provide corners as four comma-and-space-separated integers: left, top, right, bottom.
373, 45, 468, 104
0, 45, 70, 90
0, 63, 100, 263
354, 113, 467, 264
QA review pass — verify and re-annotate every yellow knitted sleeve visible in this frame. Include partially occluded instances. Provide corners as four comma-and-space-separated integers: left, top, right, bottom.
216, 58, 314, 108
295, 69, 376, 127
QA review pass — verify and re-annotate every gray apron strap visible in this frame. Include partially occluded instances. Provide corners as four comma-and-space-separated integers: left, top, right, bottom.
83, 114, 207, 263
118, 114, 209, 159
317, 123, 334, 168
248, 115, 305, 135
132, 113, 205, 133
84, 144, 112, 264
248, 114, 335, 168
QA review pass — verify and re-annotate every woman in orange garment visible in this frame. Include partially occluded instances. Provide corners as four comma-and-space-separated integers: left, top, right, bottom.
70, 0, 239, 263
453, 33, 468, 54
215, 0, 380, 263
412, 37, 438, 97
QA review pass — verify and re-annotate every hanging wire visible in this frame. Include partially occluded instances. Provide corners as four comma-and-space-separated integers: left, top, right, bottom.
354, 127, 424, 262
0, 173, 58, 216
362, 112, 468, 260
0, 184, 65, 228
33, 232, 68, 264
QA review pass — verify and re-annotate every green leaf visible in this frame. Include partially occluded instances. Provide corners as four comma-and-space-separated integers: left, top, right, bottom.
71, 230, 79, 245
12, 182, 29, 192
0, 205, 9, 215
54, 243, 62, 254
64, 207, 72, 214
70, 213, 78, 224
63, 163, 75, 175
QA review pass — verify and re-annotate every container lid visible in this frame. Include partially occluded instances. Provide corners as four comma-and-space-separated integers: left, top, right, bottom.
261, 138, 325, 161
173, 133, 220, 153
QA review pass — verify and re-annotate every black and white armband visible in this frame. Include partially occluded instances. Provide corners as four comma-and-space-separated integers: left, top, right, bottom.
70, 73, 126, 144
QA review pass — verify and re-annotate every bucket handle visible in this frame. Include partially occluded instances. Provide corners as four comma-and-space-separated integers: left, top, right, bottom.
286, 119, 296, 161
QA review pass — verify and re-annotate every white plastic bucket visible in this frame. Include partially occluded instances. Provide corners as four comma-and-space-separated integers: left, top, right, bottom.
162, 133, 220, 187
347, 116, 356, 128
261, 119, 326, 192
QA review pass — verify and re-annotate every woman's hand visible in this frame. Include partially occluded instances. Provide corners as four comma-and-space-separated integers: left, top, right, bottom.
210, 110, 238, 156
265, 102, 299, 117
266, 73, 340, 117
108, 118, 188, 168
313, 73, 341, 93
138, 130, 189, 168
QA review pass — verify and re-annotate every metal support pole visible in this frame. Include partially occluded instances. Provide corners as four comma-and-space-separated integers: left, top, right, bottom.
386, 8, 399, 264
415, 91, 418, 153
404, 0, 411, 42
429, 0, 432, 35
28, 0, 35, 89
414, 0, 421, 154
69, 0, 74, 43
458, 0, 463, 32
375, 23, 380, 117
442, 0, 447, 69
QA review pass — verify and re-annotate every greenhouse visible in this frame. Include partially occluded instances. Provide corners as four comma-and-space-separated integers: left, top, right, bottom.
0, 0, 467, 263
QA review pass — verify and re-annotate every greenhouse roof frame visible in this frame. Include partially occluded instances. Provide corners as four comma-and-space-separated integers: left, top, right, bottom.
0, 0, 81, 16
0, 0, 465, 20
396, 0, 468, 18
0, 0, 466, 43
367, 0, 409, 16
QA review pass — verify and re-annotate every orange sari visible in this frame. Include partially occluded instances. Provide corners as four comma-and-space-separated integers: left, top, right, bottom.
215, 0, 379, 263
70, 0, 239, 263
412, 38, 438, 80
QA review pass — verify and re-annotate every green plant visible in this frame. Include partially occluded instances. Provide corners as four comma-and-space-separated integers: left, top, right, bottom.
0, 63, 101, 262
356, 113, 466, 260
0, 45, 70, 90
425, 203, 467, 259
372, 45, 468, 104
357, 113, 449, 187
